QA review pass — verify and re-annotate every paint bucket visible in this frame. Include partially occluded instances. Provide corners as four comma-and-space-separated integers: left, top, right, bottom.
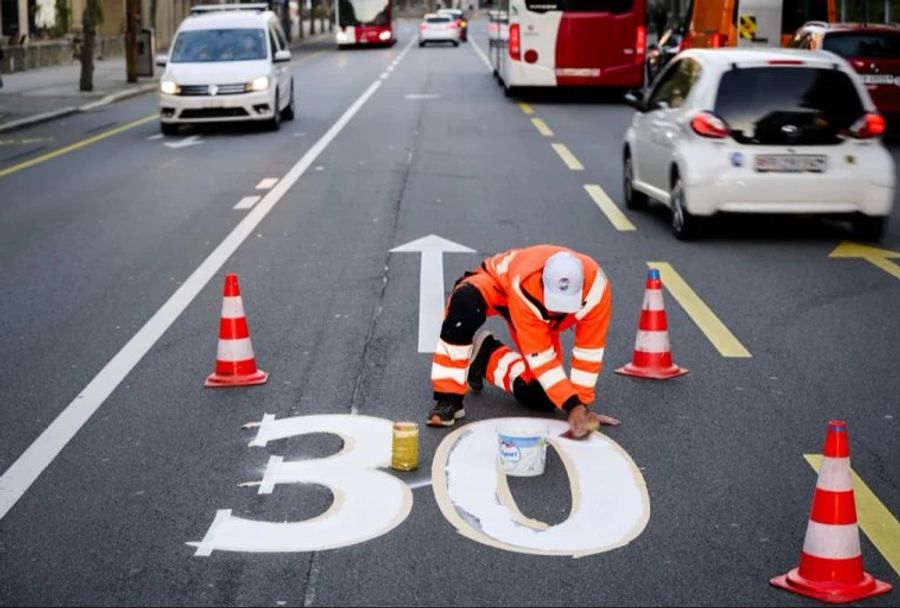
497, 422, 548, 477
391, 422, 419, 471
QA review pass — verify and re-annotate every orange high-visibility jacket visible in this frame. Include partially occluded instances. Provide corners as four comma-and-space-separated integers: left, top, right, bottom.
465, 245, 611, 409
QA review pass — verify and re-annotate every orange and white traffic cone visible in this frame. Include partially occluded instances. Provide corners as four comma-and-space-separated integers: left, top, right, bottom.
615, 268, 688, 380
205, 273, 269, 388
770, 420, 892, 603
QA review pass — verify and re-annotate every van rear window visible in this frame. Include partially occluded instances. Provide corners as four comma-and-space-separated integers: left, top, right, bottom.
525, 0, 633, 13
823, 32, 900, 59
714, 67, 864, 145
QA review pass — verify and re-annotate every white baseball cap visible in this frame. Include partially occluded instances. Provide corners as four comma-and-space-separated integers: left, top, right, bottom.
542, 251, 584, 313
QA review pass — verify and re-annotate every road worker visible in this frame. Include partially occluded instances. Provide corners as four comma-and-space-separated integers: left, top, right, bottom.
428, 244, 620, 438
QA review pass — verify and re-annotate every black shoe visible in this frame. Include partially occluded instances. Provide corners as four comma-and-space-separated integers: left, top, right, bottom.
467, 330, 494, 393
427, 400, 465, 427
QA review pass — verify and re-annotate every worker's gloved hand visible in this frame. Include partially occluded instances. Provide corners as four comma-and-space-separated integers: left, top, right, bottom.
567, 404, 621, 438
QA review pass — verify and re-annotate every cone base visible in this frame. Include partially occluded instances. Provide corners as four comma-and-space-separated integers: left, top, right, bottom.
770, 568, 892, 604
615, 362, 689, 380
205, 370, 269, 388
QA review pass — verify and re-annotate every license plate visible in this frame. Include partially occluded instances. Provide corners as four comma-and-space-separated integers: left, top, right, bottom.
755, 155, 827, 173
861, 74, 895, 85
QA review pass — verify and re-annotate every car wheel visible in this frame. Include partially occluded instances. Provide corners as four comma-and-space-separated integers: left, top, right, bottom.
453, 41, 459, 46
282, 82, 295, 121
623, 153, 648, 211
670, 176, 700, 240
853, 215, 886, 242
160, 122, 179, 136
266, 93, 281, 132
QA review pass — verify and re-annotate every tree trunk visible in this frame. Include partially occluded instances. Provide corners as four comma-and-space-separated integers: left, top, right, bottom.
149, 0, 157, 31
310, 0, 316, 34
79, 0, 97, 92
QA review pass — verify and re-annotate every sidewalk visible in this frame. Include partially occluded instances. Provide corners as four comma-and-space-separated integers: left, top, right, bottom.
0, 19, 331, 133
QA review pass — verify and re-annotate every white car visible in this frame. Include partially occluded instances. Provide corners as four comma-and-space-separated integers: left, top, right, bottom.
156, 3, 295, 135
418, 14, 460, 47
622, 48, 895, 240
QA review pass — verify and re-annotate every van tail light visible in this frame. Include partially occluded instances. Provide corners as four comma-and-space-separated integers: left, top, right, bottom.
711, 32, 728, 48
635, 25, 646, 60
850, 113, 886, 139
691, 111, 729, 139
509, 23, 521, 60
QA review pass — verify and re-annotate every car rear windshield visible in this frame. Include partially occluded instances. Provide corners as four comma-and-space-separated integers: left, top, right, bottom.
171, 29, 267, 62
525, 0, 633, 14
823, 32, 900, 59
714, 67, 865, 145
426, 16, 451, 23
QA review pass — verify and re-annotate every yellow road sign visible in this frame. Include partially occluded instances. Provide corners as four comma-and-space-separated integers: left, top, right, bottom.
739, 14, 757, 40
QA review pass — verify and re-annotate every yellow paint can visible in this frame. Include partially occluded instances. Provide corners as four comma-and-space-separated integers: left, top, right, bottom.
391, 422, 419, 471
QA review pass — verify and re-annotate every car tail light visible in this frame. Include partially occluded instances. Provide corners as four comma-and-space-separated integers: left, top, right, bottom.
524, 49, 538, 63
635, 25, 646, 60
681, 33, 693, 49
849, 113, 886, 139
509, 23, 521, 60
419, 23, 426, 31
691, 111, 729, 139
768, 59, 804, 65
711, 32, 727, 48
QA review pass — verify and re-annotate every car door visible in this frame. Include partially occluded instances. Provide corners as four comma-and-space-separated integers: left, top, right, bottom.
268, 21, 288, 109
641, 58, 701, 192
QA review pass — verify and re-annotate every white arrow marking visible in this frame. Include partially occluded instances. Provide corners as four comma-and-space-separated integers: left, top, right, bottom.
164, 135, 204, 149
390, 234, 475, 353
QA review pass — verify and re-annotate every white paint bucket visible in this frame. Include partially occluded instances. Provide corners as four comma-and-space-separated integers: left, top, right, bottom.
497, 422, 548, 477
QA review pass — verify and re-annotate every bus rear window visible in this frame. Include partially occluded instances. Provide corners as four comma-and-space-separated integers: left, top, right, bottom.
525, 0, 633, 13
714, 67, 864, 145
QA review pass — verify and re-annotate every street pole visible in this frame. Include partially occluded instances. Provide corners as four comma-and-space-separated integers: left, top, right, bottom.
125, 0, 138, 83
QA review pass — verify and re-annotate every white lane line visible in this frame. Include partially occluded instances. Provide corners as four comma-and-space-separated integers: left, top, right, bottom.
381, 73, 389, 80
146, 134, 164, 141
404, 93, 441, 100
0, 66, 401, 522
471, 39, 493, 72
234, 195, 261, 210
255, 177, 279, 190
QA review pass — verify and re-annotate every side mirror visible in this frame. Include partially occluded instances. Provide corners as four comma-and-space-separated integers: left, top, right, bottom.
624, 90, 646, 112
155, 54, 168, 67
274, 49, 291, 63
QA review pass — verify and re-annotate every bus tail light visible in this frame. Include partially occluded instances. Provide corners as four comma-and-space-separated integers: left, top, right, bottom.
509, 23, 521, 60
691, 111, 729, 139
849, 113, 886, 139
635, 25, 646, 60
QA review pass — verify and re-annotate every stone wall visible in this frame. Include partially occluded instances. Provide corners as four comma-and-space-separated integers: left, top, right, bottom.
0, 34, 123, 72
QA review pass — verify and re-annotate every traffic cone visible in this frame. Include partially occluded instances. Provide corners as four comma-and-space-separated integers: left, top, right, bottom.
205, 273, 269, 388
615, 268, 688, 379
770, 420, 892, 604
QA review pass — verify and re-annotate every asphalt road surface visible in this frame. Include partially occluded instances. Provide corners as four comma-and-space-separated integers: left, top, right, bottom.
0, 20, 897, 607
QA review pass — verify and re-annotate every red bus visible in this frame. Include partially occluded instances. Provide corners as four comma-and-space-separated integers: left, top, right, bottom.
334, 0, 394, 46
490, 0, 646, 94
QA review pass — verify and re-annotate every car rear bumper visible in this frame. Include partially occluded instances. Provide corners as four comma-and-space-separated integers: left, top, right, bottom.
159, 90, 275, 123
420, 30, 459, 42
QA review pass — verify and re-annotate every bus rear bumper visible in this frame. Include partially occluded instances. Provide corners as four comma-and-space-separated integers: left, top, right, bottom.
506, 60, 644, 88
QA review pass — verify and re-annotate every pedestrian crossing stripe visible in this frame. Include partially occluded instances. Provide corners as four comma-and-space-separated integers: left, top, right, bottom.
739, 14, 757, 40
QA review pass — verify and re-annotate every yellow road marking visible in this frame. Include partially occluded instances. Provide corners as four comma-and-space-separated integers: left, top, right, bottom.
518, 102, 535, 115
829, 242, 900, 281
804, 454, 900, 577
646, 262, 751, 357
531, 118, 554, 137
551, 143, 584, 171
0, 114, 156, 179
584, 184, 635, 231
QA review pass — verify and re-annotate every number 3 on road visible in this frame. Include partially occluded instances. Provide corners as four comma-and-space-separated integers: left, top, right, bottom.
190, 415, 650, 557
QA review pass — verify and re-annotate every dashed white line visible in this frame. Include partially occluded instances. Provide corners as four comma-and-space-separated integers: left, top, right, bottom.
255, 177, 279, 190
234, 195, 261, 210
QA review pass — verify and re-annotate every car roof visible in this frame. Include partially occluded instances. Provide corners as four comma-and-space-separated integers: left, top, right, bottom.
679, 47, 848, 70
801, 21, 900, 34
424, 12, 451, 18
180, 7, 272, 31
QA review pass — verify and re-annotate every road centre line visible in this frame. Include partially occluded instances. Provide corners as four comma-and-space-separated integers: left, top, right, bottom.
584, 184, 635, 231
551, 143, 584, 171
0, 34, 411, 520
518, 102, 535, 115
804, 454, 899, 576
234, 195, 261, 210
0, 114, 156, 179
255, 177, 279, 190
470, 39, 493, 71
531, 117, 554, 137
647, 262, 751, 358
